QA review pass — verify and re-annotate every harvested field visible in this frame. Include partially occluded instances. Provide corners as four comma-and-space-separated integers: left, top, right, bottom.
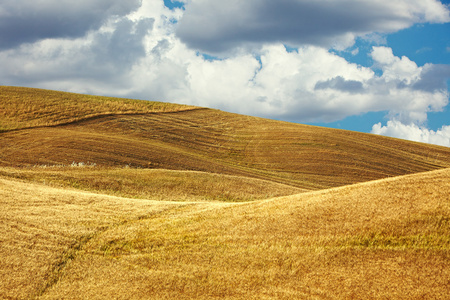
1, 86, 450, 299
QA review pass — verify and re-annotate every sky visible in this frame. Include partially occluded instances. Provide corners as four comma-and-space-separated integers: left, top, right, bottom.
1, 0, 450, 147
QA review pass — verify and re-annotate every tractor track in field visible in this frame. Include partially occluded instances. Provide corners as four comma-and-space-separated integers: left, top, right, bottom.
0, 107, 209, 134
35, 202, 209, 298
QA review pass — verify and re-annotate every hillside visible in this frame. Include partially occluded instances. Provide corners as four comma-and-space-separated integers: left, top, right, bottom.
0, 86, 198, 131
1, 86, 450, 191
1, 86, 450, 299
1, 168, 449, 298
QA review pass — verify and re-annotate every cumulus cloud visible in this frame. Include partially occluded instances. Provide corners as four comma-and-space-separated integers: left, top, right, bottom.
0, 16, 154, 93
176, 0, 450, 54
368, 46, 449, 124
0, 0, 142, 50
128, 43, 449, 127
372, 121, 450, 147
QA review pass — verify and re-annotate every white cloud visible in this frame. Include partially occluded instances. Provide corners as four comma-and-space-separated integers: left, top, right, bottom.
371, 46, 421, 84
372, 121, 450, 147
127, 42, 449, 127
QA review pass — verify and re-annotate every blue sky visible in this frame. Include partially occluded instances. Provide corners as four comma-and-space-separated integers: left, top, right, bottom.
313, 22, 450, 132
1, 0, 449, 146
164, 0, 184, 10
272, 21, 450, 134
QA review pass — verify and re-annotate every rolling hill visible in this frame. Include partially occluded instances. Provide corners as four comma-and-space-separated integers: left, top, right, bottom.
1, 167, 449, 299
1, 86, 450, 191
1, 86, 450, 299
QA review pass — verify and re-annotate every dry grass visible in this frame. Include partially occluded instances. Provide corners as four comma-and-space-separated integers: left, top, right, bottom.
1, 87, 450, 190
0, 167, 305, 202
0, 86, 197, 131
2, 168, 447, 299
52, 168, 450, 299
0, 175, 223, 299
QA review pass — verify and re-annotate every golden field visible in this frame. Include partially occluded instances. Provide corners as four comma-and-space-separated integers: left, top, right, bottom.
1, 86, 450, 299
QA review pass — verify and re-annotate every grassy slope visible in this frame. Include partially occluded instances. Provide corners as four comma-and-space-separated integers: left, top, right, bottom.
0, 167, 305, 202
1, 168, 449, 299
1, 86, 450, 191
1, 86, 450, 298
0, 86, 197, 131
0, 175, 215, 299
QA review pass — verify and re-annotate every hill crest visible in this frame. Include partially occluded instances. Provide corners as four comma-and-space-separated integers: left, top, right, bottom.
1, 86, 450, 191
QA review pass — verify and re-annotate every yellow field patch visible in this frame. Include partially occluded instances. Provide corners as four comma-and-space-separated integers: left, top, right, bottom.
0, 167, 305, 202
2, 169, 449, 298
